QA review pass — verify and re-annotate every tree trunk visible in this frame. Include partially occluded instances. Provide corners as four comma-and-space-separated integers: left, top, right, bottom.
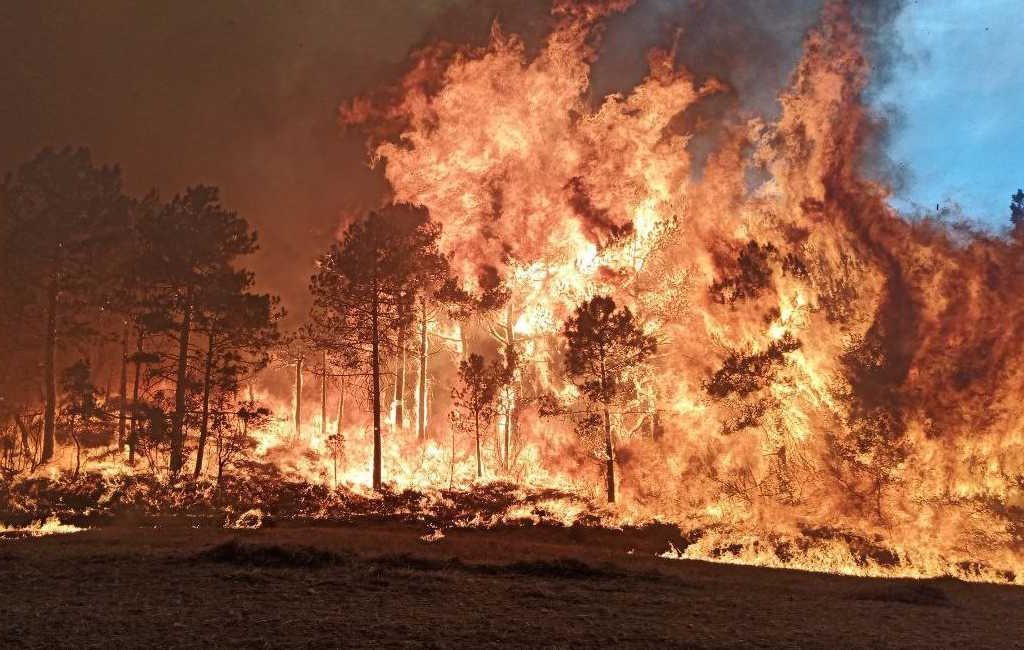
14, 414, 35, 470
474, 413, 482, 479
193, 330, 216, 479
68, 414, 81, 479
649, 406, 661, 441
71, 431, 81, 480
40, 277, 58, 464
603, 404, 615, 503
371, 293, 382, 491
502, 309, 515, 470
128, 329, 143, 465
320, 350, 328, 439
417, 299, 428, 440
449, 426, 456, 490
393, 325, 406, 430
599, 352, 615, 503
117, 320, 129, 450
169, 303, 192, 477
294, 355, 303, 440
336, 380, 345, 437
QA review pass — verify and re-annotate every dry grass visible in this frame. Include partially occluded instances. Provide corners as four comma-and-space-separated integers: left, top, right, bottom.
0, 522, 1021, 648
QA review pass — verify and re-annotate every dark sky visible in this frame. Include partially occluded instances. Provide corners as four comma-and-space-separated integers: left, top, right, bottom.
0, 0, 538, 317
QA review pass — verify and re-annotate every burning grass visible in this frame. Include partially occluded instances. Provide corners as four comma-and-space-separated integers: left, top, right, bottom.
3, 467, 1022, 587
0, 515, 86, 539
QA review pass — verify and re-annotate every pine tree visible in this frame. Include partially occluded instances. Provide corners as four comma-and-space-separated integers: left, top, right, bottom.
309, 204, 445, 490
563, 296, 656, 503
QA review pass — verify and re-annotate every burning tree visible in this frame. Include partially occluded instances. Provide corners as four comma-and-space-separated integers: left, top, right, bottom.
309, 204, 446, 491
450, 353, 507, 479
562, 296, 656, 503
58, 360, 108, 479
214, 399, 270, 486
191, 286, 280, 479
325, 432, 346, 487
136, 186, 263, 478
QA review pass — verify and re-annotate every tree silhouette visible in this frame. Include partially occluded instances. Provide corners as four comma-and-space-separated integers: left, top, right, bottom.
58, 360, 108, 478
137, 186, 259, 478
192, 283, 281, 478
1, 147, 131, 463
1010, 189, 1024, 232
215, 399, 270, 485
563, 296, 656, 503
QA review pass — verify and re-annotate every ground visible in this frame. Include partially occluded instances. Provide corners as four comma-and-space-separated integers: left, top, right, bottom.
0, 522, 1021, 648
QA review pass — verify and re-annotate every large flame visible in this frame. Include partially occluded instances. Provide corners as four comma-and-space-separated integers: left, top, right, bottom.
329, 0, 1024, 585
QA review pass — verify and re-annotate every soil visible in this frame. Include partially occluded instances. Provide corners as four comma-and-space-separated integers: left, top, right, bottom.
0, 522, 1021, 648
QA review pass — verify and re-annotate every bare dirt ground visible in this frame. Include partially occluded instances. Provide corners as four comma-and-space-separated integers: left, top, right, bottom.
0, 523, 1021, 649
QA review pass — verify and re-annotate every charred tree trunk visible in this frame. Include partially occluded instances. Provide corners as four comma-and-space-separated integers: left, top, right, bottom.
128, 329, 143, 465
294, 355, 303, 440
502, 309, 515, 470
474, 413, 482, 479
320, 351, 328, 439
193, 330, 216, 479
336, 380, 345, 437
449, 426, 456, 490
40, 277, 58, 464
417, 299, 428, 440
14, 414, 35, 470
169, 303, 193, 477
393, 326, 406, 430
117, 320, 129, 450
649, 405, 661, 441
603, 403, 615, 503
371, 290, 383, 492
599, 351, 615, 503
71, 428, 81, 479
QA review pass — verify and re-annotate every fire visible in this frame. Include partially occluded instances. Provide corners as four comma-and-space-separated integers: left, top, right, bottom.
0, 516, 86, 538
9, 0, 1018, 589
329, 0, 1024, 585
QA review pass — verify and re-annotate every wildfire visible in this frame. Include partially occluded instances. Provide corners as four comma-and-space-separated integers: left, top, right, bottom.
7, 0, 1019, 590
0, 516, 86, 538
329, 0, 1024, 585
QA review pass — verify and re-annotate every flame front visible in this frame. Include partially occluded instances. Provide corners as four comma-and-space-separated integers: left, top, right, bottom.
235, 0, 1024, 585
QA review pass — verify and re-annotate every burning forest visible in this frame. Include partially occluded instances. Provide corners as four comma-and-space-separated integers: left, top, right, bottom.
1, 1, 1023, 645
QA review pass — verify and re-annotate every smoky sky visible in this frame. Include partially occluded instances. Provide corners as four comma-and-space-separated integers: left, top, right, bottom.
0, 0, 900, 319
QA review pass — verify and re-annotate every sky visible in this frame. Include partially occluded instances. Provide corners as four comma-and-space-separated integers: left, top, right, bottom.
876, 0, 1024, 225
0, 0, 1019, 309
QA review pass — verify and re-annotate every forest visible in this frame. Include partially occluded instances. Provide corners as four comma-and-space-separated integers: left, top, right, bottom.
0, 146, 661, 501
2, 0, 1024, 645
1, 0, 1024, 608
